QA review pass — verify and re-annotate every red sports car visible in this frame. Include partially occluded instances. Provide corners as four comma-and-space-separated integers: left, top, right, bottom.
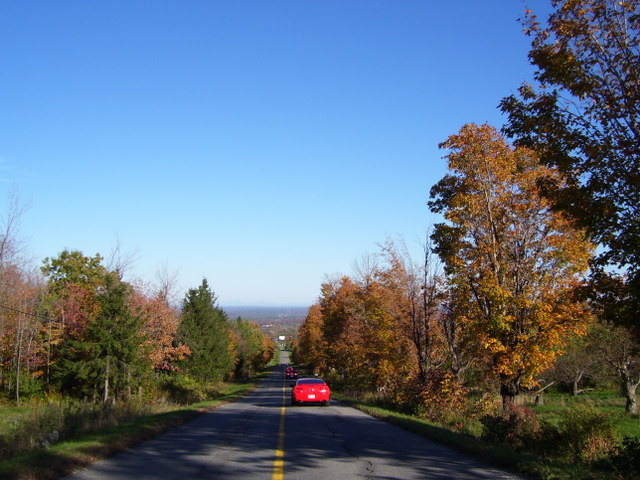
291, 378, 331, 406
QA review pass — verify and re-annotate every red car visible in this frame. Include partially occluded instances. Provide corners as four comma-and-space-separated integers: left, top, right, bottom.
291, 378, 331, 406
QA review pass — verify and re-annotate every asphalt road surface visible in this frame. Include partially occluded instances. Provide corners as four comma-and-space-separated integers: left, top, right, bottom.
63, 352, 524, 480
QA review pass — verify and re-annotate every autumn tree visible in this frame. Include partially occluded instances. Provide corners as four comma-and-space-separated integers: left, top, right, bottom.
0, 190, 46, 402
439, 283, 488, 383
228, 318, 274, 379
429, 123, 593, 410
1, 267, 45, 403
377, 238, 447, 384
500, 0, 640, 329
292, 304, 326, 372
313, 270, 417, 394
130, 287, 190, 372
583, 271, 640, 414
176, 279, 232, 383
353, 273, 416, 393
317, 276, 362, 382
41, 250, 107, 339
40, 250, 107, 384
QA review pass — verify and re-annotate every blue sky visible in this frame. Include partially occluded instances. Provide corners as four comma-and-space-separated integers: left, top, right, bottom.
1, 1, 551, 306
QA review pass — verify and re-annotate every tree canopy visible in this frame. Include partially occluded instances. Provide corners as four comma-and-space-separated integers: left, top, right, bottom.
500, 0, 640, 327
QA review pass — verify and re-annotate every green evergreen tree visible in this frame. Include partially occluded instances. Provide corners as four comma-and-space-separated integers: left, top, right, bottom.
54, 273, 149, 401
176, 279, 232, 382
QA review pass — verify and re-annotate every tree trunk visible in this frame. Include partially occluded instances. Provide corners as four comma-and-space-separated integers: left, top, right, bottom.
15, 324, 23, 405
621, 374, 639, 416
500, 379, 519, 412
572, 371, 584, 396
103, 356, 110, 403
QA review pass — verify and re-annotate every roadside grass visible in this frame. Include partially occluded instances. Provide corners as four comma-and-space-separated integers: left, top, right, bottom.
0, 378, 262, 480
333, 390, 639, 480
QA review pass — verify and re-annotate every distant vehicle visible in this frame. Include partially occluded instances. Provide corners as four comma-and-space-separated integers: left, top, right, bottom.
291, 378, 331, 406
285, 366, 298, 380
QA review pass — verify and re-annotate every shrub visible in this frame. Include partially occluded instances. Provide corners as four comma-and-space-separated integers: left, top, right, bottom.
535, 420, 564, 457
597, 436, 640, 480
157, 374, 217, 405
466, 392, 502, 419
559, 406, 617, 463
378, 374, 423, 415
420, 369, 468, 423
480, 406, 541, 452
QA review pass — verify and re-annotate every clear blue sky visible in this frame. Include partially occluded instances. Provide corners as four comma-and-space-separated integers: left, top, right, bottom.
0, 1, 551, 307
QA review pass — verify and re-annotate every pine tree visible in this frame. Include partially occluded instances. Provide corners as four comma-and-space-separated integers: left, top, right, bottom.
176, 279, 232, 382
54, 273, 148, 401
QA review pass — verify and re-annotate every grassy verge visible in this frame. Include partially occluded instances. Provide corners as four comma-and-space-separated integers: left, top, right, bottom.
332, 391, 631, 480
0, 379, 260, 480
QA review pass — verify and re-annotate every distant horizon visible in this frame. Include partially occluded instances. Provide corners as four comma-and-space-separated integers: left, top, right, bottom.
220, 304, 311, 309
221, 305, 309, 324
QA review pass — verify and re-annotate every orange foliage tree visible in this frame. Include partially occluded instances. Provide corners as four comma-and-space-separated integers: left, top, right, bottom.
129, 288, 190, 372
429, 123, 594, 410
0, 192, 47, 402
292, 304, 326, 373
296, 246, 436, 400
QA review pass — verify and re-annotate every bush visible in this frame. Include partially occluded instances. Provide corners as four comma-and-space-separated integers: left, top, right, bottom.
157, 374, 218, 405
559, 406, 617, 463
0, 372, 45, 402
378, 374, 423, 415
466, 392, 501, 419
481, 406, 541, 452
420, 369, 468, 423
596, 436, 640, 480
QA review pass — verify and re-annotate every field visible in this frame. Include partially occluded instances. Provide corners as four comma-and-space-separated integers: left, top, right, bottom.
533, 392, 640, 439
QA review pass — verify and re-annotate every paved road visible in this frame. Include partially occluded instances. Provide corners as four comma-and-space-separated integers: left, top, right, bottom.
64, 354, 524, 480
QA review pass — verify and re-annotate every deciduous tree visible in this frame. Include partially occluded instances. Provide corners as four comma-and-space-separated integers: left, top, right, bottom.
500, 0, 640, 328
228, 318, 274, 379
130, 289, 190, 372
590, 320, 640, 415
292, 304, 326, 372
429, 123, 593, 410
41, 250, 106, 340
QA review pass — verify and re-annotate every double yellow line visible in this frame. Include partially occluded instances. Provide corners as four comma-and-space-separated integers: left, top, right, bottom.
272, 378, 287, 480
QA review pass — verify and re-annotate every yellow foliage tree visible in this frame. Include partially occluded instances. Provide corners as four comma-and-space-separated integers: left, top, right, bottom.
429, 123, 594, 409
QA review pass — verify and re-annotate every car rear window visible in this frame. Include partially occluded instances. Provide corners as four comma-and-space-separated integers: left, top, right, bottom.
297, 379, 325, 384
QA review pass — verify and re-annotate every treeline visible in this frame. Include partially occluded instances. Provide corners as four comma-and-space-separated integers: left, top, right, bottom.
0, 244, 275, 405
294, 0, 640, 420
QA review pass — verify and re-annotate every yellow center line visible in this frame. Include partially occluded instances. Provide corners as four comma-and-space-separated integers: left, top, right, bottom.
272, 378, 286, 480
